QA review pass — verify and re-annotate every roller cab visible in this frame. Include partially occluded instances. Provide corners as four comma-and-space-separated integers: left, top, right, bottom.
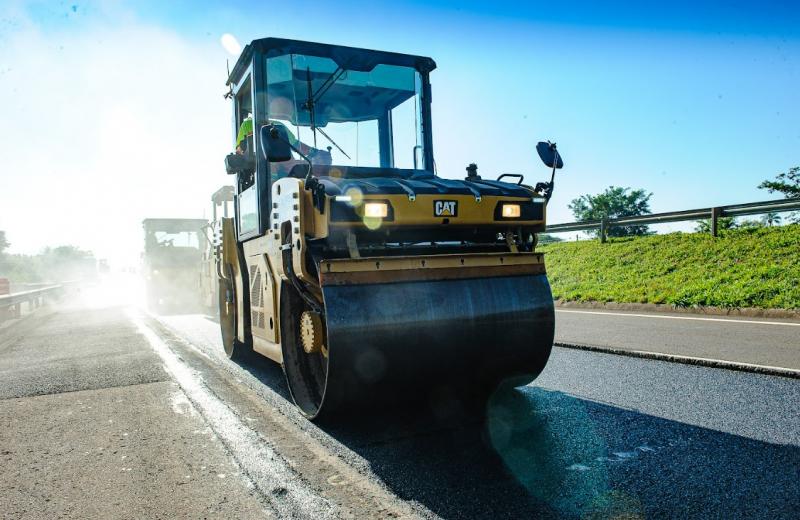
218, 38, 563, 419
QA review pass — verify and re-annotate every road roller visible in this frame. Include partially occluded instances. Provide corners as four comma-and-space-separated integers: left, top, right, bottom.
200, 186, 234, 314
142, 218, 207, 313
218, 38, 564, 419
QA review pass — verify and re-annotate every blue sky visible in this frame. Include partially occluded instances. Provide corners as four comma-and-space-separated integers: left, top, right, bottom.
1, 1, 798, 262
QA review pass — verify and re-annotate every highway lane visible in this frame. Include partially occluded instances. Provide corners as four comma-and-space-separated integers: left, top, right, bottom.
157, 311, 800, 519
1, 301, 423, 518
2, 288, 797, 519
555, 308, 800, 370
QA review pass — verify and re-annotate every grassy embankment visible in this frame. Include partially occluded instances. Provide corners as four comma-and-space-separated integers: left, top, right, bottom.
539, 224, 800, 309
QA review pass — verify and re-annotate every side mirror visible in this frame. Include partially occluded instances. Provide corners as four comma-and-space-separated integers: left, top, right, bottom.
536, 141, 564, 169
259, 124, 292, 163
224, 153, 252, 175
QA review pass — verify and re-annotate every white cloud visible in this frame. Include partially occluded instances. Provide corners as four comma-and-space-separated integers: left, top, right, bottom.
0, 7, 234, 268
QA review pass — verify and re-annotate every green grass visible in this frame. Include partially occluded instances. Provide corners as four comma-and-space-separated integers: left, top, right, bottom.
539, 224, 800, 309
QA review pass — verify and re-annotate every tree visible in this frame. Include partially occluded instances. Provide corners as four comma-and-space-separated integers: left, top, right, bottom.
758, 166, 800, 198
0, 231, 8, 256
694, 217, 736, 233
537, 233, 563, 245
763, 212, 782, 227
736, 218, 766, 229
759, 167, 799, 223
39, 246, 96, 282
569, 186, 653, 237
737, 218, 764, 228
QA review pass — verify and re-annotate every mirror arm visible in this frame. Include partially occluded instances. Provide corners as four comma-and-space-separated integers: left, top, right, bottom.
545, 160, 557, 203
543, 145, 560, 203
532, 161, 557, 203
284, 139, 314, 186
282, 137, 326, 213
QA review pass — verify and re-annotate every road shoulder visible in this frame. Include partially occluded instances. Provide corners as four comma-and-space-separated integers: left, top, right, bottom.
0, 305, 270, 519
555, 308, 800, 377
0, 381, 268, 519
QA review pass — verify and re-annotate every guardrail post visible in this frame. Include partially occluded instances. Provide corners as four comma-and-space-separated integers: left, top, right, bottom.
599, 216, 608, 243
710, 207, 721, 237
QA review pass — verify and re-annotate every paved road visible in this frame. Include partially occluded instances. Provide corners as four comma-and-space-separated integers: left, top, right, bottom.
158, 312, 800, 519
2, 297, 799, 518
555, 308, 800, 370
0, 307, 268, 519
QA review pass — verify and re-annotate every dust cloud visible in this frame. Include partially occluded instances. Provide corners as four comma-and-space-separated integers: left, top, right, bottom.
0, 4, 235, 275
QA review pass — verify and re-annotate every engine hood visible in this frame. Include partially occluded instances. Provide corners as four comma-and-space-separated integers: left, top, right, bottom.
295, 166, 534, 199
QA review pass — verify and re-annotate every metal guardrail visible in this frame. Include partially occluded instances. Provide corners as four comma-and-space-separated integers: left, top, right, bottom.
0, 285, 63, 321
546, 197, 800, 241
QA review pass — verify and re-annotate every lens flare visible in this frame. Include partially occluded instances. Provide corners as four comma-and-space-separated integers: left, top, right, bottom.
344, 187, 364, 207
220, 34, 242, 56
363, 216, 383, 230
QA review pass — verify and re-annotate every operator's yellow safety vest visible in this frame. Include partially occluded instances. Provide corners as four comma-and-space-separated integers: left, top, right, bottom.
236, 117, 299, 149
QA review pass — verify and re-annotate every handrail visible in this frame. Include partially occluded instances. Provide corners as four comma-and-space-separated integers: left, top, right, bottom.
0, 285, 62, 318
546, 197, 800, 240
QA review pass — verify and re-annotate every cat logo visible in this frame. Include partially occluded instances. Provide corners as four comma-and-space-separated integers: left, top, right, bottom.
434, 200, 458, 217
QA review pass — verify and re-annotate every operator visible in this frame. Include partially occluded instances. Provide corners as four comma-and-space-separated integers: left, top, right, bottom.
235, 115, 313, 156
235, 115, 333, 181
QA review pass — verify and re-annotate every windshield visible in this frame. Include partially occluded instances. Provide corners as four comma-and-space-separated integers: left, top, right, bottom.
265, 54, 425, 172
145, 230, 202, 251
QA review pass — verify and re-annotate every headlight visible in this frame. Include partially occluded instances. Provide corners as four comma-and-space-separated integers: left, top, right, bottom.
364, 202, 388, 218
501, 203, 521, 218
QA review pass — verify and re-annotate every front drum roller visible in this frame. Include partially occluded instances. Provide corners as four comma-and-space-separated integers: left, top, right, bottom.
281, 273, 554, 420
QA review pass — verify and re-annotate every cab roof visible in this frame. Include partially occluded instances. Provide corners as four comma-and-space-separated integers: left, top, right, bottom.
227, 37, 436, 86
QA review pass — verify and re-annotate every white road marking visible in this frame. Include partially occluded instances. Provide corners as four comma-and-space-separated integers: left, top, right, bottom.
556, 309, 800, 327
612, 451, 637, 459
566, 464, 590, 471
151, 314, 426, 517
131, 311, 335, 519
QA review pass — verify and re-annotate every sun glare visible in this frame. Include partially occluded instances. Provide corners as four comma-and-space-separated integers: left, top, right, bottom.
220, 33, 242, 56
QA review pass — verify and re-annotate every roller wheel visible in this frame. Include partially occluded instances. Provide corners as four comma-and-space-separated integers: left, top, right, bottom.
218, 264, 249, 361
281, 286, 329, 419
281, 273, 554, 420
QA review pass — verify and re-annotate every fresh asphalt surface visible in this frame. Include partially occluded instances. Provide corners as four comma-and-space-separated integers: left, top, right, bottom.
1, 287, 798, 518
160, 311, 800, 518
555, 308, 800, 370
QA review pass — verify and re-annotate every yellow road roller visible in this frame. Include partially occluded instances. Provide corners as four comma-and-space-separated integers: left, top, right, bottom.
218, 38, 564, 419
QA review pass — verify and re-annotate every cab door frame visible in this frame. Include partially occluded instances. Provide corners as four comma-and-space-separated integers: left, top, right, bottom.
231, 50, 273, 243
